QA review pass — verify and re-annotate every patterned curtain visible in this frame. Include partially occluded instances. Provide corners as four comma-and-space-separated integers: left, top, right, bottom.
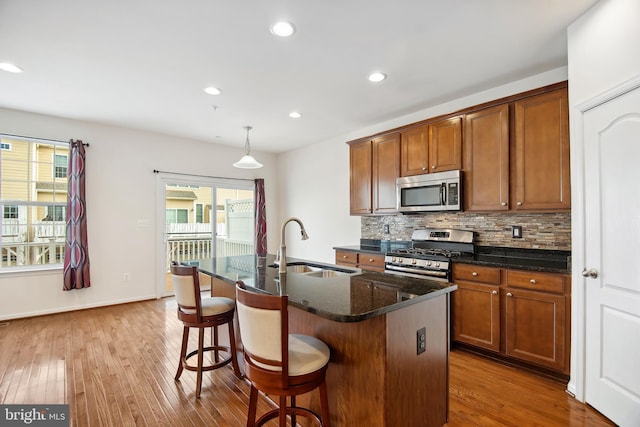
254, 178, 267, 256
63, 139, 91, 290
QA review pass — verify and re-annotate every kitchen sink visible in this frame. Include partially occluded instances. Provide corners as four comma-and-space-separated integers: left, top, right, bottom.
268, 262, 358, 277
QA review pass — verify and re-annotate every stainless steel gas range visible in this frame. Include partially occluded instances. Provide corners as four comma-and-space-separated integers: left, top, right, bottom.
384, 228, 474, 281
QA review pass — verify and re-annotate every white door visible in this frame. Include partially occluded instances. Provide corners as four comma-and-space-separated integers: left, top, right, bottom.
583, 85, 640, 426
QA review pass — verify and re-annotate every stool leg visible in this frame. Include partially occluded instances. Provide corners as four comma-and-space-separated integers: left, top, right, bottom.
279, 395, 287, 427
213, 324, 220, 363
319, 380, 331, 427
196, 327, 205, 398
175, 326, 189, 381
290, 396, 297, 426
247, 384, 258, 427
228, 319, 242, 378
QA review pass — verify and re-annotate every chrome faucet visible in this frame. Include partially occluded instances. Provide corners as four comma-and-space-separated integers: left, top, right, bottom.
275, 217, 309, 274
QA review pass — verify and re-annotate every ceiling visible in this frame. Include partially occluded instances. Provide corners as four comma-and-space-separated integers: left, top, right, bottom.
0, 0, 598, 154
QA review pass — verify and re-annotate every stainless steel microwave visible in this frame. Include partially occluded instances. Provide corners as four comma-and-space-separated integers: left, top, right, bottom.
396, 170, 462, 213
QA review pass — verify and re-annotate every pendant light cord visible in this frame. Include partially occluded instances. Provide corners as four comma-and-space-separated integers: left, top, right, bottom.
244, 125, 253, 155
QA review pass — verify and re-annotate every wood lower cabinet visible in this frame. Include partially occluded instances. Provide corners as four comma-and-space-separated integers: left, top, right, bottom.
452, 263, 571, 375
349, 134, 400, 215
335, 250, 385, 272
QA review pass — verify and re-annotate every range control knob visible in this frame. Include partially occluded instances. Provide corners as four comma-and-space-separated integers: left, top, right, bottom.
426, 261, 432, 267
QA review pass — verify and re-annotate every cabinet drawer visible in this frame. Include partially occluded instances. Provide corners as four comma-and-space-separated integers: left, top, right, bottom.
506, 270, 565, 294
336, 250, 357, 265
452, 263, 501, 285
358, 253, 385, 271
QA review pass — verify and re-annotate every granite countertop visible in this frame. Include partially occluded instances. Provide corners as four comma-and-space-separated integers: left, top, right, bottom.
333, 241, 571, 274
185, 254, 457, 323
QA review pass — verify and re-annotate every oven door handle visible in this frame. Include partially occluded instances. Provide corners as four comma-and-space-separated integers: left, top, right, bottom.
440, 183, 446, 206
385, 264, 448, 277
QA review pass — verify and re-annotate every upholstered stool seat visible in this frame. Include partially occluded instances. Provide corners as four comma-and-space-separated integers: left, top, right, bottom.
171, 263, 241, 398
236, 280, 331, 427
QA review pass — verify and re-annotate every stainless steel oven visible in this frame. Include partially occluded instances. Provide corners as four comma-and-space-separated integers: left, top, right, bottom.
384, 228, 474, 281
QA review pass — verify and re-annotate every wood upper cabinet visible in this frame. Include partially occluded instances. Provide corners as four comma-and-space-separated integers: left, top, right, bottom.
513, 88, 571, 210
349, 140, 373, 215
372, 134, 400, 214
400, 117, 462, 176
429, 116, 462, 173
464, 104, 510, 211
400, 125, 429, 176
349, 134, 400, 215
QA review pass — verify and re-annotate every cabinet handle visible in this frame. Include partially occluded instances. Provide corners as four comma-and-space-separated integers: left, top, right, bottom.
369, 258, 374, 262
516, 201, 522, 206
342, 255, 348, 259
529, 279, 536, 284
492, 290, 498, 295
422, 166, 427, 171
472, 271, 478, 276
501, 202, 507, 206
506, 292, 513, 297
431, 165, 436, 169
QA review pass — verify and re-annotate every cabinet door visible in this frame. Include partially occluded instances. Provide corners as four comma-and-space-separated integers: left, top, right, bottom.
504, 288, 566, 372
350, 278, 373, 313
400, 125, 429, 176
372, 283, 399, 308
429, 117, 462, 173
463, 104, 510, 211
372, 134, 400, 214
513, 88, 570, 210
349, 140, 372, 215
452, 281, 501, 352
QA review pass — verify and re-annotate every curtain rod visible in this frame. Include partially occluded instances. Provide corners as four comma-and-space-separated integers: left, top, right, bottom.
153, 169, 254, 182
1, 133, 89, 146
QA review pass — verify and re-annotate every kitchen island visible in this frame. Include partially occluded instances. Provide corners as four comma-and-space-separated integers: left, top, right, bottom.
187, 254, 457, 427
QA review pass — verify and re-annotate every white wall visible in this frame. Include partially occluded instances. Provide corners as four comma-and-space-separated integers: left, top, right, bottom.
0, 107, 278, 320
278, 67, 570, 263
566, 0, 640, 401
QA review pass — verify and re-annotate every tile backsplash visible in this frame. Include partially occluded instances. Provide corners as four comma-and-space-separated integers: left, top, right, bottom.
362, 212, 571, 250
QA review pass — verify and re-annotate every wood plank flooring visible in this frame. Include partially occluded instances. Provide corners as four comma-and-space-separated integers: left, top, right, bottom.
0, 297, 614, 426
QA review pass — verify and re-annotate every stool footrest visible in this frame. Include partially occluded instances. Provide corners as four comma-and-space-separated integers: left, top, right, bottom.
182, 345, 233, 372
256, 406, 322, 427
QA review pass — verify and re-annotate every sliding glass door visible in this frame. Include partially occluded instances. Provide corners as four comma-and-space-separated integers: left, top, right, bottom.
157, 174, 254, 297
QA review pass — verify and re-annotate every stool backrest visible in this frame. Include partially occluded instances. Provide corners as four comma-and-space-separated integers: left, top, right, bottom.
171, 263, 203, 320
235, 281, 290, 388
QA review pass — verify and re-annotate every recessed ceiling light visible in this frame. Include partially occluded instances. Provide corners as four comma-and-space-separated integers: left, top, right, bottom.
270, 21, 296, 37
204, 86, 222, 95
368, 72, 387, 83
0, 62, 24, 73
289, 111, 302, 119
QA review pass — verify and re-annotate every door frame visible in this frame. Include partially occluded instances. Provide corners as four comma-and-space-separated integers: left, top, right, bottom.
155, 172, 254, 299
569, 74, 640, 401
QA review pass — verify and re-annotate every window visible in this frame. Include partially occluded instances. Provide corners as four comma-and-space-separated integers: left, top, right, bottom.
166, 209, 188, 224
54, 154, 68, 178
195, 204, 204, 223
0, 135, 68, 269
3, 205, 18, 219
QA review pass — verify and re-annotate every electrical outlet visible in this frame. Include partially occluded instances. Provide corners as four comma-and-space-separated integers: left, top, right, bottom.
416, 327, 426, 355
383, 224, 390, 234
512, 225, 522, 239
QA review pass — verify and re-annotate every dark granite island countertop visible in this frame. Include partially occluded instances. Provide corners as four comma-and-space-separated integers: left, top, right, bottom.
187, 253, 457, 323
186, 253, 455, 427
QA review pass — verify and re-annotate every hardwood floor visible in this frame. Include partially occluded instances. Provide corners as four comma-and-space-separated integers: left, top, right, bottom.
0, 297, 614, 426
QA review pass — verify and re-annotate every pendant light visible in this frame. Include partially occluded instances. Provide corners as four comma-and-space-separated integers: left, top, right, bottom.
233, 125, 263, 169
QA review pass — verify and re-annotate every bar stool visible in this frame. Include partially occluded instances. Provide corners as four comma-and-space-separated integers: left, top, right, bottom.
235, 280, 331, 427
171, 263, 241, 398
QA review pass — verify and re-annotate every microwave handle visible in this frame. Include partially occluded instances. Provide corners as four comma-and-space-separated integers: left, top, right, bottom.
440, 183, 446, 205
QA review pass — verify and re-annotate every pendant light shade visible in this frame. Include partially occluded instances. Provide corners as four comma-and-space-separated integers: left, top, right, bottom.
233, 125, 263, 169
